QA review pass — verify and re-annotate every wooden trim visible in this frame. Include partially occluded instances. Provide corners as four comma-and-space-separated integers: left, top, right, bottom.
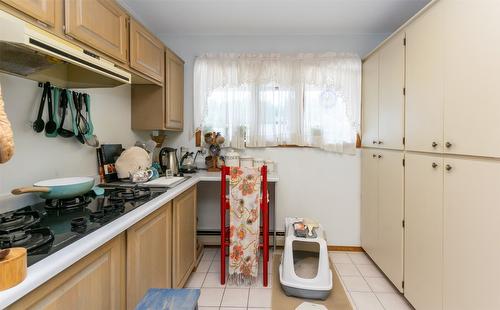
327, 245, 364, 252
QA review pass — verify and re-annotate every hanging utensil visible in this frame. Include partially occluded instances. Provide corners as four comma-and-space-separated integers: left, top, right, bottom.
32, 82, 49, 133
82, 93, 99, 147
57, 89, 74, 138
44, 84, 57, 135
45, 87, 59, 138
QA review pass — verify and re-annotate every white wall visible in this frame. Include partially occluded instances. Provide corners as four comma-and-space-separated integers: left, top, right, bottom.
0, 73, 147, 210
159, 34, 386, 246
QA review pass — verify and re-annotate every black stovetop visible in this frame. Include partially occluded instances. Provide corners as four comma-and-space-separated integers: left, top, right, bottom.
0, 186, 167, 266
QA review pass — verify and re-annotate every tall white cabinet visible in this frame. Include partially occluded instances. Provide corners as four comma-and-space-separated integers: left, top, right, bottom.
362, 0, 500, 309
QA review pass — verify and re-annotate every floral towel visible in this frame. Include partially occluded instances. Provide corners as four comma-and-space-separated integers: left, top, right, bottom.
228, 166, 261, 285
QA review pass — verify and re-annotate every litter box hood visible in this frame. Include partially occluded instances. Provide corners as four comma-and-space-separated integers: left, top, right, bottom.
0, 10, 131, 88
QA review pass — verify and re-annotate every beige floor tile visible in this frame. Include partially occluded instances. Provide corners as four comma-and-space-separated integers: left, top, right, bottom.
350, 291, 384, 310
335, 263, 361, 276
357, 264, 384, 278
365, 277, 397, 293
184, 272, 206, 288
248, 288, 272, 308
376, 292, 412, 310
203, 272, 227, 288
198, 307, 219, 310
198, 288, 224, 307
221, 288, 249, 307
329, 252, 352, 264
248, 308, 272, 310
348, 252, 372, 265
196, 260, 212, 273
201, 250, 217, 262
341, 276, 371, 292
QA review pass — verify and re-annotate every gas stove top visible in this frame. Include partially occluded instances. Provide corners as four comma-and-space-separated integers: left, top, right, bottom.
0, 186, 167, 266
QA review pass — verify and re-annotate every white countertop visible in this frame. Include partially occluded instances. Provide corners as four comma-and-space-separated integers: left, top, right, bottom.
0, 170, 278, 309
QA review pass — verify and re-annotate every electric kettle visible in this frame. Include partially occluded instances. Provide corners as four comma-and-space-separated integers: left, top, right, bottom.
159, 147, 179, 175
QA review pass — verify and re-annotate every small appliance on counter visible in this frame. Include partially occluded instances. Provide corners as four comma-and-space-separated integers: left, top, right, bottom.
159, 147, 179, 176
180, 151, 197, 173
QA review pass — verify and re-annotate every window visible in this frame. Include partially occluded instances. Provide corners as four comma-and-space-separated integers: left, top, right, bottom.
194, 53, 361, 154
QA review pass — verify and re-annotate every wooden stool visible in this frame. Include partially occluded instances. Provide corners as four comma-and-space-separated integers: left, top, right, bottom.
135, 288, 201, 310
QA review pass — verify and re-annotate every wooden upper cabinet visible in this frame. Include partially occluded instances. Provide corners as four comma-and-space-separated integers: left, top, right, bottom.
165, 49, 184, 130
405, 2, 444, 153
361, 53, 379, 148
129, 19, 164, 83
1, 0, 56, 26
378, 32, 405, 150
64, 0, 128, 63
172, 186, 196, 288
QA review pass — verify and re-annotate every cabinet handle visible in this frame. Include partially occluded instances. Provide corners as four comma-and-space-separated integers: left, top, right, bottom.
432, 162, 438, 168
372, 154, 377, 158
432, 142, 438, 148
372, 140, 377, 144
445, 142, 452, 148
378, 141, 383, 144
445, 164, 452, 171
378, 154, 382, 158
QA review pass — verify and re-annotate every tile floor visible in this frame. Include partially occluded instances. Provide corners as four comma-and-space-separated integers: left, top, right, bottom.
185, 247, 413, 310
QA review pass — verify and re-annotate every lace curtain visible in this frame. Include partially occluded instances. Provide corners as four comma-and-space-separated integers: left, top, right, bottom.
193, 53, 361, 153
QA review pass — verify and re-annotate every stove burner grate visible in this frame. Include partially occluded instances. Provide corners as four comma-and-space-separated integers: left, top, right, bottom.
109, 186, 151, 201
0, 210, 41, 233
45, 196, 91, 212
0, 227, 54, 254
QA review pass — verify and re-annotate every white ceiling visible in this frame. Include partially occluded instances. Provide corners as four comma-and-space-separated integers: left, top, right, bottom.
119, 0, 431, 36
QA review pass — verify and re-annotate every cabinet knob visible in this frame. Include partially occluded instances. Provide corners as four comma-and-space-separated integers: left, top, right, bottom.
378, 154, 382, 158
432, 162, 438, 168
432, 142, 438, 148
372, 154, 377, 158
372, 140, 377, 144
445, 142, 452, 148
445, 164, 452, 171
378, 141, 383, 144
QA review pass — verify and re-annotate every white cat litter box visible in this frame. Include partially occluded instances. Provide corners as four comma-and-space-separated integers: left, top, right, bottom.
279, 217, 333, 300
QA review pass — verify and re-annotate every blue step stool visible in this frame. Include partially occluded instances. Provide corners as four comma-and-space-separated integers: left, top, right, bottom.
136, 288, 201, 310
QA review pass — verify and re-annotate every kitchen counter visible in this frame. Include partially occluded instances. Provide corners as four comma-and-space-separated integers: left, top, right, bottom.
0, 170, 278, 309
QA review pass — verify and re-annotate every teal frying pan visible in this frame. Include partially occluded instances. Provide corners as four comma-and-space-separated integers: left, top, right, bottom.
11, 177, 97, 199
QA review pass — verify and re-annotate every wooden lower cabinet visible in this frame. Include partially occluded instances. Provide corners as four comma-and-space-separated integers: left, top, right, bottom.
172, 185, 197, 288
404, 153, 443, 310
126, 202, 172, 310
9, 234, 126, 310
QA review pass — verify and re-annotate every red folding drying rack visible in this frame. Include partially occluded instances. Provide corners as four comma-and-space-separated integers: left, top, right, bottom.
220, 165, 269, 286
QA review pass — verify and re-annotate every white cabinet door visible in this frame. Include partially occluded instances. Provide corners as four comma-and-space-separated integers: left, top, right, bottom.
443, 0, 500, 157
405, 2, 444, 153
376, 150, 404, 291
362, 54, 380, 148
404, 153, 443, 310
378, 32, 405, 150
443, 157, 500, 310
361, 149, 379, 259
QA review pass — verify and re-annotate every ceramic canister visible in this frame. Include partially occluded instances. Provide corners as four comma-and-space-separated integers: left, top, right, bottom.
240, 156, 253, 168
225, 149, 240, 167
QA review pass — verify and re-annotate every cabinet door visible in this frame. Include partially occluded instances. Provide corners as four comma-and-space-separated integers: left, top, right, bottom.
405, 2, 444, 153
361, 149, 379, 260
443, 157, 500, 309
65, 0, 128, 63
1, 0, 55, 26
376, 150, 404, 291
443, 0, 500, 157
361, 54, 379, 148
127, 203, 172, 309
405, 153, 443, 310
130, 19, 164, 83
173, 186, 197, 288
378, 32, 405, 150
165, 50, 184, 131
10, 234, 125, 310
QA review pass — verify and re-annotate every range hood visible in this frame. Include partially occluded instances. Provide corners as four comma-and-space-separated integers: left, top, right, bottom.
0, 10, 131, 88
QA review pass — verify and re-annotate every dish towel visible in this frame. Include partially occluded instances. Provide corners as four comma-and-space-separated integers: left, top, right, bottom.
228, 166, 261, 285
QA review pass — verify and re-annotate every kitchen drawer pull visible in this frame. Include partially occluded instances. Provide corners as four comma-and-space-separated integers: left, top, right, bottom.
372, 140, 377, 144
445, 142, 452, 148
372, 154, 377, 158
445, 164, 452, 171
432, 162, 438, 168
378, 141, 383, 144
432, 142, 438, 148
378, 154, 382, 158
